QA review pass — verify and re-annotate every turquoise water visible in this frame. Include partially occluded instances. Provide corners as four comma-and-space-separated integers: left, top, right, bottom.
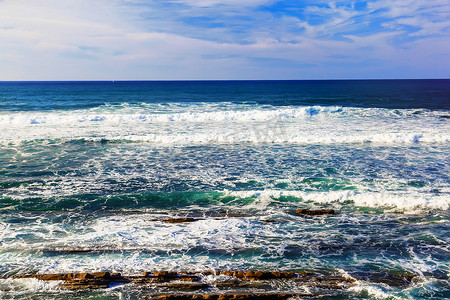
0, 80, 449, 299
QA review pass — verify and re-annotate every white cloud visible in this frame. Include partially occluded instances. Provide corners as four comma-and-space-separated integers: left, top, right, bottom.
0, 0, 448, 79
167, 0, 273, 8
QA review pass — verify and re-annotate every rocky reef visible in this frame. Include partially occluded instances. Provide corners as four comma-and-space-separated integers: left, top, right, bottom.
6, 269, 419, 299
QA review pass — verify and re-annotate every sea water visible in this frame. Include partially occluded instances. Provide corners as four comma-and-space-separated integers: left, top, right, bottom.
0, 80, 449, 299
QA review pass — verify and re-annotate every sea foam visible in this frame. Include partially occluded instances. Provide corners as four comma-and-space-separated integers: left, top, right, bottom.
0, 104, 448, 145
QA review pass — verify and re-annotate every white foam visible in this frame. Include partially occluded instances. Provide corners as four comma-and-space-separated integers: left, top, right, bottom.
0, 278, 62, 294
225, 190, 450, 211
348, 282, 402, 299
0, 104, 449, 145
0, 208, 447, 287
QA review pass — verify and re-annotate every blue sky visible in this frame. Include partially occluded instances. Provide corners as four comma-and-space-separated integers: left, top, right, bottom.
0, 0, 449, 80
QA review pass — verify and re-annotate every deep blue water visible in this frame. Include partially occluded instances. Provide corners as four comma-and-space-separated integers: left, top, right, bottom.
0, 80, 449, 299
1, 80, 449, 111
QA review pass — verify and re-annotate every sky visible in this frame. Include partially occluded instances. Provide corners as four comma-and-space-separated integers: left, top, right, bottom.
0, 0, 449, 80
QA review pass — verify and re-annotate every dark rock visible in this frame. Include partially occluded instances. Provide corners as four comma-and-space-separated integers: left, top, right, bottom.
143, 271, 199, 282
292, 209, 335, 215
163, 218, 203, 223
158, 282, 209, 290
152, 293, 309, 299
65, 249, 92, 254
218, 270, 295, 280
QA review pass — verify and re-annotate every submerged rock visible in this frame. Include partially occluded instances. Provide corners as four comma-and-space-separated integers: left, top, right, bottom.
219, 271, 296, 280
152, 293, 308, 299
163, 218, 203, 223
260, 219, 277, 223
292, 209, 335, 215
12, 272, 128, 290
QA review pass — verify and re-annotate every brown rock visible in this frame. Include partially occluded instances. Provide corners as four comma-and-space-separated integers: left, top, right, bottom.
60, 282, 110, 290
153, 271, 177, 278
253, 271, 264, 278
178, 275, 200, 282
160, 282, 209, 290
39, 274, 67, 281
244, 271, 254, 278
233, 271, 245, 278
91, 272, 111, 278
221, 271, 233, 277
214, 282, 247, 287
74, 273, 95, 280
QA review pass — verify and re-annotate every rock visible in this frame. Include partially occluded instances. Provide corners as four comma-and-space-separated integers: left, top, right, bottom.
7, 269, 416, 293
221, 271, 233, 277
214, 282, 247, 287
143, 271, 199, 282
158, 282, 209, 290
91, 272, 111, 279
292, 209, 335, 215
13, 274, 67, 281
66, 249, 92, 253
60, 281, 110, 290
71, 273, 93, 280
233, 271, 245, 278
163, 218, 203, 223
245, 271, 255, 278
154, 271, 178, 278
152, 293, 307, 299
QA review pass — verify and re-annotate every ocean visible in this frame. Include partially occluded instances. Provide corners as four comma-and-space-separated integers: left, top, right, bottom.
0, 80, 449, 299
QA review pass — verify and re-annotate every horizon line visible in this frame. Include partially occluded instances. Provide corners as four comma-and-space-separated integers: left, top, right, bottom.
0, 78, 449, 83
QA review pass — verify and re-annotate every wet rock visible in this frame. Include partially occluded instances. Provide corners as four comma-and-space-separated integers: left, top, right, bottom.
163, 218, 203, 223
60, 281, 111, 290
217, 270, 296, 281
65, 249, 92, 254
352, 271, 417, 287
292, 209, 335, 215
158, 282, 209, 290
143, 272, 200, 282
233, 271, 245, 278
13, 274, 68, 281
91, 272, 112, 279
214, 282, 247, 287
7, 269, 417, 293
220, 271, 233, 277
152, 293, 308, 299
12, 272, 129, 290
153, 271, 178, 278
